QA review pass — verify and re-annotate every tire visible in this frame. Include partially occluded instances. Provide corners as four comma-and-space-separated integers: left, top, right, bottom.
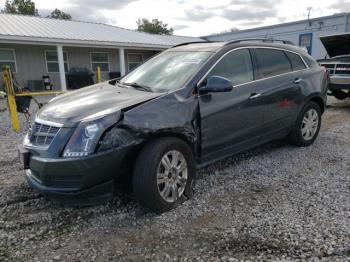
132, 137, 196, 213
333, 90, 349, 100
289, 101, 322, 147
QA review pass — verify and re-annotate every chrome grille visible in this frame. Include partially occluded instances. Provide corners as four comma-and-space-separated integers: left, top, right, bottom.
335, 64, 350, 75
29, 121, 61, 147
320, 63, 350, 75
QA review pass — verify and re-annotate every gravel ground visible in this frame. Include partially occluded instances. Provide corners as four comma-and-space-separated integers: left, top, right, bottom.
0, 97, 350, 261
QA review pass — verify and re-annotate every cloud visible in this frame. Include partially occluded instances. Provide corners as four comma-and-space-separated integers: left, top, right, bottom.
63, 6, 113, 23
73, 0, 139, 10
223, 0, 280, 22
239, 20, 264, 27
181, 0, 279, 24
42, 0, 140, 24
222, 7, 277, 21
183, 5, 216, 21
329, 0, 350, 12
173, 24, 190, 30
230, 0, 281, 8
276, 16, 287, 23
173, 0, 187, 4
7, 0, 348, 37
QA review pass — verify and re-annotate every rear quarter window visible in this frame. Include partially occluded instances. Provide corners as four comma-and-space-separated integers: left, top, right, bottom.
301, 54, 318, 68
255, 48, 292, 78
285, 51, 307, 71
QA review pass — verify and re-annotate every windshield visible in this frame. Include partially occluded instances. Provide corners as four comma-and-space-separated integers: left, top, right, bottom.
120, 51, 212, 93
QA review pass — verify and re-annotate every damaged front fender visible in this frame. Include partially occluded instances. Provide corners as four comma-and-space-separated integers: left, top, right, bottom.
114, 92, 201, 157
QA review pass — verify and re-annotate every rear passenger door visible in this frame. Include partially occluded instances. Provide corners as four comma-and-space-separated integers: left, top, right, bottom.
253, 48, 306, 136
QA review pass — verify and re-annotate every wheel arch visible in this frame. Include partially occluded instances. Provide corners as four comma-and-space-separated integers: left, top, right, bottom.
142, 131, 197, 155
307, 95, 326, 114
118, 131, 197, 181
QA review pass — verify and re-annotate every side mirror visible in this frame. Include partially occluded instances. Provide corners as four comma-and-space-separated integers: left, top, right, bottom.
199, 75, 233, 94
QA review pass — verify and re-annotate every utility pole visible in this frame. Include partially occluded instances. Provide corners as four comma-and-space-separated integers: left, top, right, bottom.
307, 7, 312, 26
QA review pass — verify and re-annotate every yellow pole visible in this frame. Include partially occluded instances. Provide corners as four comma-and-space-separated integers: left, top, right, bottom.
16, 91, 64, 97
97, 66, 102, 83
3, 66, 20, 132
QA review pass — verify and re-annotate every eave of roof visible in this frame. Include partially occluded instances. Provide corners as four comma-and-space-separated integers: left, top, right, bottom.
0, 35, 173, 49
0, 14, 204, 49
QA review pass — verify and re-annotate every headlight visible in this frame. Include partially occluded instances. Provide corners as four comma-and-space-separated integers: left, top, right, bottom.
63, 114, 119, 157
23, 133, 30, 146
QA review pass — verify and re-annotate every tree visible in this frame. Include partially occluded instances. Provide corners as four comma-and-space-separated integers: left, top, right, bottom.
48, 8, 72, 20
137, 18, 173, 35
2, 0, 39, 16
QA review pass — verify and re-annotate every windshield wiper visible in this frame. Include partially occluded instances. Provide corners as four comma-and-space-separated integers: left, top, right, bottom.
123, 82, 153, 92
113, 79, 124, 87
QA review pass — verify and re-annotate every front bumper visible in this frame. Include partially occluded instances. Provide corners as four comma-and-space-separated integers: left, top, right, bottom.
26, 170, 115, 206
21, 145, 132, 205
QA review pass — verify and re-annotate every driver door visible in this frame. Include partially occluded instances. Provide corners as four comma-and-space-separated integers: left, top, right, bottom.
198, 48, 266, 159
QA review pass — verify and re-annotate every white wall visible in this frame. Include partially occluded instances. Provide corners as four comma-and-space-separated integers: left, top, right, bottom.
205, 13, 350, 60
0, 44, 163, 91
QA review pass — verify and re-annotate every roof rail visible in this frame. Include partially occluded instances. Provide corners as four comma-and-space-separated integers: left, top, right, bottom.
225, 38, 295, 46
172, 41, 210, 48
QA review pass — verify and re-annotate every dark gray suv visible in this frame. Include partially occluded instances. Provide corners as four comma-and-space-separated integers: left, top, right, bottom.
20, 40, 328, 213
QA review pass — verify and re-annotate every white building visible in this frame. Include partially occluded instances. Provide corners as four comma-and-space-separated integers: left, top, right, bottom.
204, 12, 350, 60
0, 14, 203, 91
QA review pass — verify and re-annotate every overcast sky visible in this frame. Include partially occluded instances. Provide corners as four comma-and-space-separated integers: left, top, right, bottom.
0, 0, 349, 36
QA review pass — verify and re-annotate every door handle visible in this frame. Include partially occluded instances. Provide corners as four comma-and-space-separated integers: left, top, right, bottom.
249, 93, 261, 100
293, 78, 302, 84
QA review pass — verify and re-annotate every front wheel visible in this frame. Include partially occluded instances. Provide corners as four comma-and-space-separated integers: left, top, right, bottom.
289, 101, 322, 147
133, 137, 196, 213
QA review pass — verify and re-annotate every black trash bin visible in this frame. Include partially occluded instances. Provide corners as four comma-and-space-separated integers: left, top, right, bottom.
109, 71, 121, 80
15, 96, 31, 113
66, 67, 94, 89
42, 75, 52, 90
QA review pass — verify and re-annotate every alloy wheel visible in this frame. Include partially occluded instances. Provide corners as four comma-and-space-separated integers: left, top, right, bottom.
301, 108, 319, 141
157, 150, 188, 203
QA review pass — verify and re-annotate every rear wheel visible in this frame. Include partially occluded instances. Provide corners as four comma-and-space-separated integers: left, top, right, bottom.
133, 137, 195, 213
289, 101, 321, 147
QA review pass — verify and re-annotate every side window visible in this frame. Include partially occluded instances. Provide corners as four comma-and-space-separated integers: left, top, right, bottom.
285, 51, 306, 71
207, 49, 254, 86
255, 48, 292, 78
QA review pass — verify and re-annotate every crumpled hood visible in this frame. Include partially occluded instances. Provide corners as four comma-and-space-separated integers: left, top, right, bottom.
37, 82, 162, 126
320, 34, 350, 57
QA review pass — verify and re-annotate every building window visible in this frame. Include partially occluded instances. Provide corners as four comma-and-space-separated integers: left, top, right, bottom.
91, 52, 109, 72
0, 49, 17, 72
128, 53, 143, 72
299, 33, 313, 55
45, 50, 69, 73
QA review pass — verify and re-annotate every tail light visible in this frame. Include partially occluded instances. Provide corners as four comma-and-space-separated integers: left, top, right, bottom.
321, 66, 330, 82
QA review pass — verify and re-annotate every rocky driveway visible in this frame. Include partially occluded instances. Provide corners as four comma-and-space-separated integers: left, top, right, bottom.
0, 97, 349, 261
